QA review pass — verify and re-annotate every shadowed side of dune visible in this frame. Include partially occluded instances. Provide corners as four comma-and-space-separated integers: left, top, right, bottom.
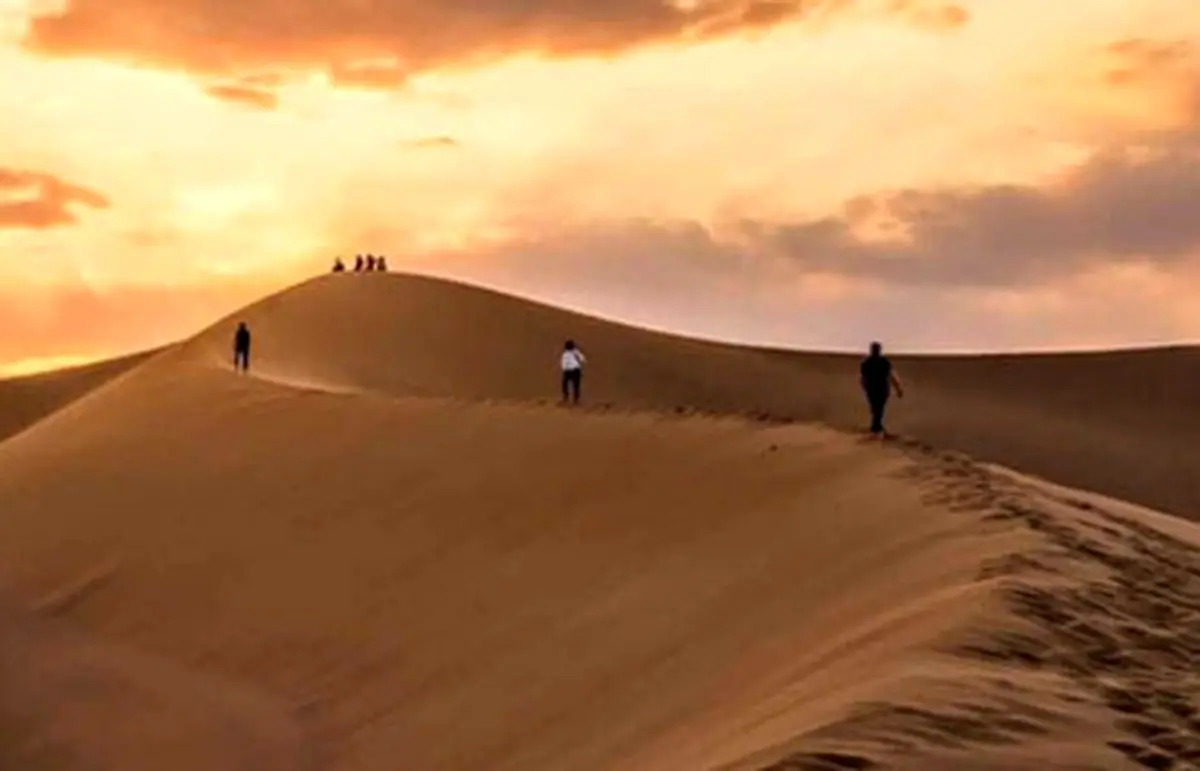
0, 350, 160, 444
841, 346, 1200, 520
177, 273, 1200, 518
181, 273, 822, 412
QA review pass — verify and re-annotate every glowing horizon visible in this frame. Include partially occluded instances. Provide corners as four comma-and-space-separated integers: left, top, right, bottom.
2, 0, 1199, 371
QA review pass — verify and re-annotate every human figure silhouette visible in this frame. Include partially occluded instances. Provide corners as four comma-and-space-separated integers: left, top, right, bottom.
366, 254, 377, 271
860, 341, 903, 438
561, 340, 586, 404
377, 256, 388, 272
354, 255, 364, 272
233, 322, 252, 373
332, 257, 345, 272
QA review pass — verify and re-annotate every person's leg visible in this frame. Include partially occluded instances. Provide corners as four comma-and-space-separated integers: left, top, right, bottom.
869, 392, 888, 436
561, 370, 570, 402
572, 371, 582, 404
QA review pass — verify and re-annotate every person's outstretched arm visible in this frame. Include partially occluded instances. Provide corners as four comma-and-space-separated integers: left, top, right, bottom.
890, 371, 904, 398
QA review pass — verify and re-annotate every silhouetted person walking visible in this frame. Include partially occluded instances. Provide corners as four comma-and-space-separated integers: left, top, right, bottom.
860, 341, 903, 438
354, 255, 364, 272
332, 257, 345, 272
377, 256, 388, 272
561, 340, 585, 404
366, 255, 377, 271
233, 322, 252, 373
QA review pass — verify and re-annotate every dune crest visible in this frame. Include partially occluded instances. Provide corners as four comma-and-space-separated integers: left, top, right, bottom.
0, 274, 1198, 769
180, 273, 1200, 517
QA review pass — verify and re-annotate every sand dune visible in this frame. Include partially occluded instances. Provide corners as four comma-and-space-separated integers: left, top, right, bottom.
1, 273, 1199, 770
0, 604, 311, 771
181, 274, 1199, 518
0, 350, 155, 443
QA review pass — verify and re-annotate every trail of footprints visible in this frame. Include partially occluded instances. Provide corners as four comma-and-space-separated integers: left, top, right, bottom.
760, 439, 1200, 770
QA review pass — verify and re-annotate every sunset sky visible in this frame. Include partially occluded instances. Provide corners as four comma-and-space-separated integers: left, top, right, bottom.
2, 0, 1199, 373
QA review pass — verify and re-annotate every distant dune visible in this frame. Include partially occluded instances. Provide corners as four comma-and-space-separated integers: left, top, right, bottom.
0, 351, 156, 444
1, 273, 1198, 770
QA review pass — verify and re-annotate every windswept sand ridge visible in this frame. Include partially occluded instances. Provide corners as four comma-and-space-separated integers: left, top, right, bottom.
3, 355, 1200, 768
851, 346, 1200, 522
172, 273, 1198, 518
181, 273, 812, 407
2, 275, 1200, 769
0, 360, 1024, 770
3, 274, 1197, 516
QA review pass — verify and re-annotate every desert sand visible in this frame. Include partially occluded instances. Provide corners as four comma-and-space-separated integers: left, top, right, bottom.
0, 350, 155, 444
0, 272, 1197, 770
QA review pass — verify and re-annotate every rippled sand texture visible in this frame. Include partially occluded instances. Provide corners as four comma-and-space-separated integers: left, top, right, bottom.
0, 273, 1196, 770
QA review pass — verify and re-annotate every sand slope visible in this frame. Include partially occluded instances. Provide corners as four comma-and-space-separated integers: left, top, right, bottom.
5, 274, 1195, 516
1, 274, 1199, 769
181, 274, 1199, 518
0, 361, 1018, 770
0, 350, 155, 443
0, 604, 311, 771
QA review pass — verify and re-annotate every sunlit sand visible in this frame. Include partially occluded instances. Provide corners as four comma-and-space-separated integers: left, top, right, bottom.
0, 273, 1197, 770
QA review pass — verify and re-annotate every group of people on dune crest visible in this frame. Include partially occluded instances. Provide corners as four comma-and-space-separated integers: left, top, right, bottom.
229, 322, 902, 440
332, 255, 389, 273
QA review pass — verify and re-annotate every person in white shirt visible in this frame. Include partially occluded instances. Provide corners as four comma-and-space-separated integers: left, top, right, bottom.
560, 339, 586, 404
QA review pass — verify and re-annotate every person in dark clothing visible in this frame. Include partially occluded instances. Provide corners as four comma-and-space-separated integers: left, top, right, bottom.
233, 322, 252, 373
354, 255, 364, 272
366, 254, 377, 271
860, 341, 903, 438
377, 256, 388, 272
332, 257, 346, 272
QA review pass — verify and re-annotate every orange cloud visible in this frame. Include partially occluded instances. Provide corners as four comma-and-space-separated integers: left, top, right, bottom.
419, 113, 1200, 294
328, 61, 409, 90
204, 83, 279, 110
23, 0, 968, 85
887, 0, 968, 31
1104, 38, 1193, 86
1101, 38, 1198, 124
0, 168, 109, 229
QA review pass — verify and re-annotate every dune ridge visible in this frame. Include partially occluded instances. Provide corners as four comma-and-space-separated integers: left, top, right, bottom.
1, 273, 1199, 769
7, 273, 1197, 517
185, 274, 1200, 518
0, 349, 157, 444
